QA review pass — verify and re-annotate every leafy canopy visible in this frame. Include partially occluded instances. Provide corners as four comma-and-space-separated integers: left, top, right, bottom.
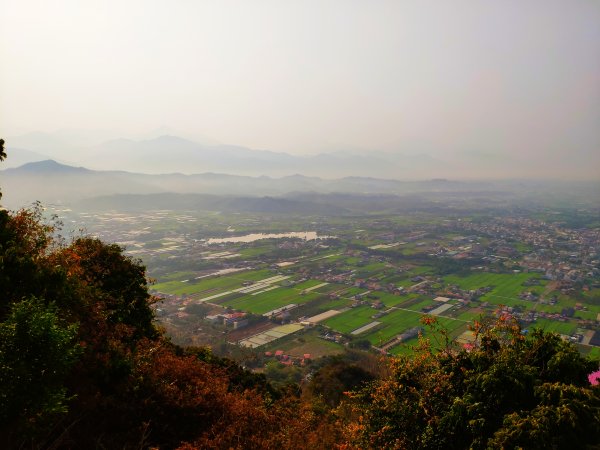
341, 316, 600, 450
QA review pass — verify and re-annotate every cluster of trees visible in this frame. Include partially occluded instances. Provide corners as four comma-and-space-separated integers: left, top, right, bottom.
1, 139, 599, 449
339, 317, 600, 449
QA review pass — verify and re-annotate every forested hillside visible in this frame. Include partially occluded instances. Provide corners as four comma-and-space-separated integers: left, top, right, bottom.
1, 140, 599, 449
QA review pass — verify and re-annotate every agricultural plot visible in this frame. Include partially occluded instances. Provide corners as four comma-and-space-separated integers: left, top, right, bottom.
379, 275, 414, 287
575, 310, 600, 321
455, 308, 485, 322
302, 253, 344, 264
153, 268, 276, 296
397, 245, 427, 256
445, 273, 542, 308
404, 298, 439, 312
261, 329, 344, 358
223, 290, 321, 315
525, 285, 547, 296
365, 293, 406, 308
343, 257, 361, 265
534, 296, 577, 313
395, 295, 430, 309
302, 282, 330, 293
480, 295, 533, 310
529, 318, 577, 336
355, 270, 390, 280
360, 262, 390, 272
305, 309, 343, 324
323, 306, 378, 335
351, 321, 382, 335
155, 271, 198, 282
152, 276, 243, 296
368, 242, 400, 250
364, 310, 465, 347
282, 295, 350, 320
313, 283, 348, 295
429, 303, 455, 316
294, 280, 329, 292
344, 287, 371, 297
238, 323, 304, 348
363, 309, 424, 346
388, 336, 421, 355
232, 269, 279, 281
403, 265, 434, 277
445, 272, 537, 293
580, 298, 600, 317
388, 320, 469, 356
310, 297, 352, 314
238, 245, 272, 258
190, 274, 290, 302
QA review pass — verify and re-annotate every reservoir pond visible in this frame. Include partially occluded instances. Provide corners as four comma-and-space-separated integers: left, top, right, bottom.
206, 231, 332, 244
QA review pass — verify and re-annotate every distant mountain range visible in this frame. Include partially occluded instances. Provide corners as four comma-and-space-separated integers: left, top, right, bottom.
0, 159, 478, 208
5, 130, 599, 180
2, 132, 454, 179
1, 159, 598, 213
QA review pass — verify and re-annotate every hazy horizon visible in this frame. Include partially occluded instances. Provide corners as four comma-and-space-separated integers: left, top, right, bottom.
1, 1, 599, 180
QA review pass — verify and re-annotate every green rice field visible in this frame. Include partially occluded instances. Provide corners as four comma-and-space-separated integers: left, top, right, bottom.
323, 306, 378, 334
528, 318, 577, 335
363, 310, 465, 346
152, 269, 277, 296
445, 272, 539, 294
223, 289, 321, 315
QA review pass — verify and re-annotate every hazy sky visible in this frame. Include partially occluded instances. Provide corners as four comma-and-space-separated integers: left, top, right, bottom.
1, 0, 599, 167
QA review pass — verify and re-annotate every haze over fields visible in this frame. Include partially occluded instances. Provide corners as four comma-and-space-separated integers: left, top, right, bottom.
1, 1, 599, 180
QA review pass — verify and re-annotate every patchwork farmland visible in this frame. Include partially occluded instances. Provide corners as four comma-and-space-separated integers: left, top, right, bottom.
65, 207, 597, 360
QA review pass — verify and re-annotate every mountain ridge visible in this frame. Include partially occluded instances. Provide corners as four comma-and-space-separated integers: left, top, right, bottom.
7, 130, 599, 180
2, 159, 598, 211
